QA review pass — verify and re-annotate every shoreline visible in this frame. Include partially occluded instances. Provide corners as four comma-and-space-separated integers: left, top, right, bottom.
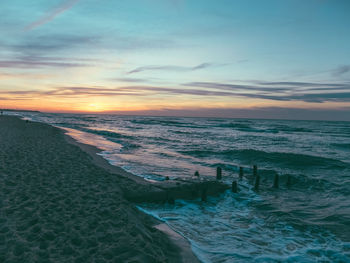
62, 126, 200, 262
0, 115, 199, 262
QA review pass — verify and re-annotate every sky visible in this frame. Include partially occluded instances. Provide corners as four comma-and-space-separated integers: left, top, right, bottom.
0, 0, 350, 120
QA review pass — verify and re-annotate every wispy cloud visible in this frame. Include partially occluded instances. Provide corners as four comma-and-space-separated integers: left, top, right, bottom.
43, 86, 234, 97
111, 78, 150, 83
127, 63, 213, 74
25, 0, 80, 31
184, 81, 350, 102
0, 35, 97, 69
257, 81, 348, 88
10, 35, 97, 53
2, 80, 350, 103
0, 85, 233, 99
332, 65, 350, 76
0, 72, 51, 80
0, 57, 88, 69
0, 33, 176, 64
185, 82, 291, 92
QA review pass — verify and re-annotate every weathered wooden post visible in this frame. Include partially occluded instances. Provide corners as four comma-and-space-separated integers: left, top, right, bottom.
232, 181, 238, 193
273, 173, 279, 188
168, 196, 175, 204
254, 174, 260, 191
201, 188, 207, 201
253, 165, 258, 177
194, 171, 199, 177
239, 167, 244, 179
216, 167, 222, 180
166, 191, 175, 204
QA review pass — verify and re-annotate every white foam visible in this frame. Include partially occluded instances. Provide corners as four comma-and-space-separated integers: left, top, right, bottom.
139, 190, 350, 262
61, 127, 122, 152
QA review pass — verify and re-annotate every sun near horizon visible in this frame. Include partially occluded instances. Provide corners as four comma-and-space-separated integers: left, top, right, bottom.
0, 0, 349, 120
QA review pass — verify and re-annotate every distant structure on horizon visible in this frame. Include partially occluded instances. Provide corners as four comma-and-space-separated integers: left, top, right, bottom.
0, 109, 40, 113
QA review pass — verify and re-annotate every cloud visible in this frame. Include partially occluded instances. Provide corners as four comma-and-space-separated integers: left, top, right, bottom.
42, 87, 139, 97
184, 81, 350, 102
127, 63, 213, 74
257, 81, 348, 88
185, 82, 291, 92
0, 34, 100, 69
0, 72, 51, 80
1, 80, 350, 103
0, 85, 236, 99
118, 86, 236, 96
45, 86, 235, 97
25, 0, 80, 31
111, 78, 150, 83
192, 63, 212, 70
10, 35, 97, 54
332, 65, 350, 76
0, 33, 177, 66
0, 35, 98, 61
0, 34, 100, 70
287, 92, 350, 103
0, 58, 88, 69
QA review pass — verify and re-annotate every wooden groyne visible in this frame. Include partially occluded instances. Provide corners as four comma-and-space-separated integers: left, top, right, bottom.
121, 164, 294, 203
125, 178, 230, 203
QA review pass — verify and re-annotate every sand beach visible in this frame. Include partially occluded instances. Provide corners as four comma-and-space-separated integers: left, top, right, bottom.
0, 116, 199, 262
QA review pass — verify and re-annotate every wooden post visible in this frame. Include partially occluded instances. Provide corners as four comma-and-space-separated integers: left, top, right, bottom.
168, 196, 175, 204
239, 167, 244, 179
166, 191, 175, 204
201, 188, 207, 201
273, 173, 279, 188
216, 167, 222, 180
253, 165, 257, 177
254, 174, 260, 191
194, 171, 199, 177
232, 181, 238, 193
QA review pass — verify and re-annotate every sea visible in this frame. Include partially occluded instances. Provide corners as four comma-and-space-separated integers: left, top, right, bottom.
8, 111, 350, 262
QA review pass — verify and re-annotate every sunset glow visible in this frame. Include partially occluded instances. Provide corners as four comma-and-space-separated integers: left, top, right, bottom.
1, 0, 349, 119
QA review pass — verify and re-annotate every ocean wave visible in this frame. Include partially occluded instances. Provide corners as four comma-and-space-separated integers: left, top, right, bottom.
129, 118, 206, 129
54, 122, 89, 130
130, 118, 183, 126
169, 130, 194, 135
180, 149, 348, 169
332, 143, 350, 150
83, 128, 134, 140
272, 125, 314, 133
216, 123, 252, 129
119, 142, 141, 152
79, 128, 141, 152
214, 122, 277, 133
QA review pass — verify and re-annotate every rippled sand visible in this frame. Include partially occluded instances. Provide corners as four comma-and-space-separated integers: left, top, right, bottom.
0, 116, 188, 262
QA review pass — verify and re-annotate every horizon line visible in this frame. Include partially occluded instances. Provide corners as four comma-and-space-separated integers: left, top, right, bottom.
2, 107, 350, 122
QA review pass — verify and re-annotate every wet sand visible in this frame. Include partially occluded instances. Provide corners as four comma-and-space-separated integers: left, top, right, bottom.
0, 116, 198, 262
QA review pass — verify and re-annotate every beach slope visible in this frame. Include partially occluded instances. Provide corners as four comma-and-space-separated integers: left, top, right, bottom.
0, 116, 194, 262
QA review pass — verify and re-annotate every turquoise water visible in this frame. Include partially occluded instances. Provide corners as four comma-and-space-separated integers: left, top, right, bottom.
11, 112, 350, 262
